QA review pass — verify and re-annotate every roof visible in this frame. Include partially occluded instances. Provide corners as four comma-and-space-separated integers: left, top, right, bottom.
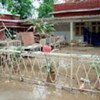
0, 19, 24, 23
54, 0, 100, 12
53, 8, 100, 14
41, 15, 100, 24
0, 19, 30, 28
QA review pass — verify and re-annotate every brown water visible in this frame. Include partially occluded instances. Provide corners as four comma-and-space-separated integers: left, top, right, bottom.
0, 46, 100, 100
0, 79, 100, 100
59, 47, 100, 55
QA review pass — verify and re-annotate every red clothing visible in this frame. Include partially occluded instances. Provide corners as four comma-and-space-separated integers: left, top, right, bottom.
43, 45, 52, 53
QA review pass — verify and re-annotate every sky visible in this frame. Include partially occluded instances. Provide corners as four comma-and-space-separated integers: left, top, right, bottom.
0, 0, 41, 18
32, 0, 43, 18
32, 0, 42, 8
0, 3, 11, 14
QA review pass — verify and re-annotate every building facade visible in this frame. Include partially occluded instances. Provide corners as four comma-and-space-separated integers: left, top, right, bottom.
0, 3, 33, 40
0, 14, 33, 40
52, 0, 100, 45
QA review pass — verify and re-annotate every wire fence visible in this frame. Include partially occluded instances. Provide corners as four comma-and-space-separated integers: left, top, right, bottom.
0, 51, 100, 93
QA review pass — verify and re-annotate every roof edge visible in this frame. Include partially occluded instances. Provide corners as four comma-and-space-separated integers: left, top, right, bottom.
52, 8, 100, 14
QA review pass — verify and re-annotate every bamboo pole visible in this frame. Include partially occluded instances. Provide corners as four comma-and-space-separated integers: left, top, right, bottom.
2, 22, 12, 38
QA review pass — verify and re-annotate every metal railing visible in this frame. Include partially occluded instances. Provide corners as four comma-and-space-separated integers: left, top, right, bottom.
0, 51, 100, 93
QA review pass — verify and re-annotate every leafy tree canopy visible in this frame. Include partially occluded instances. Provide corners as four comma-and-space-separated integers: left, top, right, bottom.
38, 0, 54, 18
0, 0, 33, 19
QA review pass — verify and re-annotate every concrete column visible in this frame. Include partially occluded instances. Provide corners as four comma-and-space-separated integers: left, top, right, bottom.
70, 22, 74, 41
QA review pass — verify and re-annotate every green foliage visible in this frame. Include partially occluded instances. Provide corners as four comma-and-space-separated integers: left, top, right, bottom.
0, 0, 33, 19
43, 56, 54, 72
28, 19, 55, 35
91, 62, 100, 77
38, 0, 54, 18
0, 0, 7, 6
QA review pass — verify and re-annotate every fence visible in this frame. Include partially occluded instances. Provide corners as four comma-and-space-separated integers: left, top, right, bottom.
0, 51, 100, 93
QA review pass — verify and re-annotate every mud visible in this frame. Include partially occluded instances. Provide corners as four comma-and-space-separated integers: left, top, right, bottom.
0, 46, 100, 100
0, 79, 100, 100
58, 46, 100, 55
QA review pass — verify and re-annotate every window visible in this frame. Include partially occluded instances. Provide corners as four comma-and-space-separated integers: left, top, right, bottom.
98, 26, 100, 33
75, 22, 85, 36
92, 22, 100, 33
75, 27, 79, 35
92, 26, 96, 33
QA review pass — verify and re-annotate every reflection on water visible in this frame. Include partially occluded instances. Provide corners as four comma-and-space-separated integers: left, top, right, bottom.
0, 79, 100, 100
33, 85, 47, 100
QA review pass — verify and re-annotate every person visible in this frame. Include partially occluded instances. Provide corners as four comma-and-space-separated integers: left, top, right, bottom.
42, 43, 52, 53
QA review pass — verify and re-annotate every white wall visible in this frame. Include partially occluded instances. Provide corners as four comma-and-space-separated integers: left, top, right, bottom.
54, 23, 71, 42
54, 22, 85, 42
53, 31, 71, 42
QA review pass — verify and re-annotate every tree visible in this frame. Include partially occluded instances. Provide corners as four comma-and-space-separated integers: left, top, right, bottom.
38, 0, 54, 18
0, 0, 6, 6
0, 0, 33, 19
28, 18, 55, 35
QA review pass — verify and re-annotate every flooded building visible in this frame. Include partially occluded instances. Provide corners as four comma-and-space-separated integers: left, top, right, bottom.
50, 0, 100, 45
0, 4, 33, 40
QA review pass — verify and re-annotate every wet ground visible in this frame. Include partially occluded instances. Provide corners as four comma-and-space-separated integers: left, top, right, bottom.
58, 46, 100, 55
0, 79, 100, 100
0, 46, 100, 100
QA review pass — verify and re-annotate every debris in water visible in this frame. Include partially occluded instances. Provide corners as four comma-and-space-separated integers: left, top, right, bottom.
5, 80, 10, 83
20, 77, 24, 82
55, 84, 62, 89
47, 91, 51, 95
95, 79, 100, 91
37, 81, 41, 85
80, 77, 90, 83
79, 83, 85, 92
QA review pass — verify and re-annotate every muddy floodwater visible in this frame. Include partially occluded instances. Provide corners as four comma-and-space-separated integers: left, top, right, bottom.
0, 46, 100, 100
0, 79, 100, 100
